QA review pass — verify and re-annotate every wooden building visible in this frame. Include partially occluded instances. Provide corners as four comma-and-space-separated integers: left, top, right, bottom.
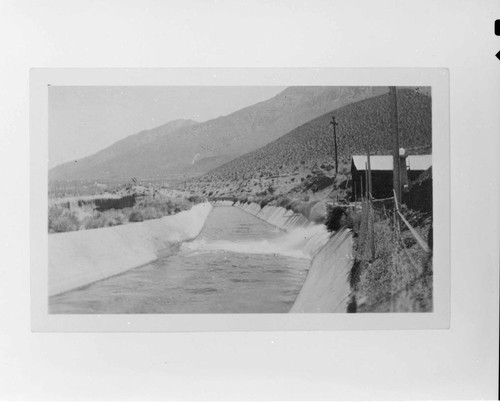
351, 154, 432, 201
405, 166, 433, 214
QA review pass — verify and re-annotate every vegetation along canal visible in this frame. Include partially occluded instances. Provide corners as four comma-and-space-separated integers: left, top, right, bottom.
49, 207, 312, 313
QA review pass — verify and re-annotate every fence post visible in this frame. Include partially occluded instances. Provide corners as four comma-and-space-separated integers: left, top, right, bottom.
393, 189, 431, 253
360, 175, 364, 201
369, 200, 375, 261
393, 189, 400, 213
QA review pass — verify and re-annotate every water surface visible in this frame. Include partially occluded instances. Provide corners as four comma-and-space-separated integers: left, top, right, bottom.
49, 207, 314, 314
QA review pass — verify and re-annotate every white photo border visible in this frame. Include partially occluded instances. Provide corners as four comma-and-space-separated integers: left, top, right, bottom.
31, 68, 450, 332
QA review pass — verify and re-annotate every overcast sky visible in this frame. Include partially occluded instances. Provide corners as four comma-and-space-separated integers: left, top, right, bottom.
48, 86, 286, 169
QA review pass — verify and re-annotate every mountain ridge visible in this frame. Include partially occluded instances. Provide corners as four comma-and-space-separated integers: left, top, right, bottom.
49, 86, 388, 182
50, 118, 199, 180
203, 89, 432, 182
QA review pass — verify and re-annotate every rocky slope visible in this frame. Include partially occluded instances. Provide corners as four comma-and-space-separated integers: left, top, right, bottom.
182, 88, 431, 200
206, 89, 431, 181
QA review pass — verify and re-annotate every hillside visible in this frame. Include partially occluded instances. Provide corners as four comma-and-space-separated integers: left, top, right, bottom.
49, 119, 198, 181
181, 89, 431, 199
206, 89, 431, 180
49, 86, 387, 182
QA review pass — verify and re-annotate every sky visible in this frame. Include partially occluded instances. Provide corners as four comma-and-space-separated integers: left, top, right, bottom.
48, 86, 286, 169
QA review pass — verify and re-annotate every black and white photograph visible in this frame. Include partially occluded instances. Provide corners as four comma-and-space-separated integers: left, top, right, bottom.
46, 83, 435, 315
2, 1, 498, 400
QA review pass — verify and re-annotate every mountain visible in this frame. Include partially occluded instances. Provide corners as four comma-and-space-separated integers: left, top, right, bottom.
49, 86, 387, 182
204, 89, 432, 181
49, 119, 198, 181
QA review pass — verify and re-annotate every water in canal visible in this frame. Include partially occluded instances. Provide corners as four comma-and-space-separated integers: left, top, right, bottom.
49, 207, 326, 314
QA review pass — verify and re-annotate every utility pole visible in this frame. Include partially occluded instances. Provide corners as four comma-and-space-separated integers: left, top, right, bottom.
329, 116, 339, 174
389, 86, 402, 203
364, 162, 368, 200
366, 149, 372, 200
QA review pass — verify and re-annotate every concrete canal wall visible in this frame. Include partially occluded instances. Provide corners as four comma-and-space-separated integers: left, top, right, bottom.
49, 203, 212, 296
213, 201, 353, 313
290, 228, 353, 313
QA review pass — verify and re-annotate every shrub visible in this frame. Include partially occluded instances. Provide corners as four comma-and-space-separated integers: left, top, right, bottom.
141, 206, 161, 220
276, 196, 292, 209
48, 193, 196, 233
135, 196, 194, 217
188, 195, 204, 204
48, 206, 80, 233
171, 198, 192, 213
102, 209, 127, 226
350, 209, 362, 234
325, 206, 348, 232
82, 209, 127, 229
128, 211, 144, 222
309, 201, 328, 223
81, 211, 105, 229
290, 201, 306, 215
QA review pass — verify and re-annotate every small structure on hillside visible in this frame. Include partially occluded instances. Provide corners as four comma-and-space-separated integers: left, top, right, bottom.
350, 154, 432, 201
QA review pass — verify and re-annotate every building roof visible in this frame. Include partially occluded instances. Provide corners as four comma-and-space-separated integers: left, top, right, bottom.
406, 155, 432, 171
352, 154, 432, 171
352, 155, 393, 171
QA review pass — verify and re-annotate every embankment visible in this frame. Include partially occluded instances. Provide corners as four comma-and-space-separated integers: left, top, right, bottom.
213, 201, 353, 312
49, 203, 212, 296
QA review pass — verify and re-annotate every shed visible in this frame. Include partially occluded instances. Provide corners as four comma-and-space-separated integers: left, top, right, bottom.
405, 155, 432, 181
351, 154, 432, 201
